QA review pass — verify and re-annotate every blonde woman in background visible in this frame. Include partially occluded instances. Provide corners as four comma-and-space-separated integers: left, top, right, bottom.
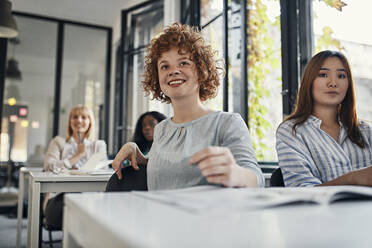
43, 105, 107, 229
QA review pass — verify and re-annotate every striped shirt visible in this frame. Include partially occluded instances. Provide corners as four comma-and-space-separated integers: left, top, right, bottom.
276, 115, 372, 187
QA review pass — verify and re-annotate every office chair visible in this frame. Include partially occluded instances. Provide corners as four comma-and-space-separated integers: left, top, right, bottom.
270, 168, 285, 187
40, 194, 62, 248
106, 165, 147, 192
42, 220, 62, 248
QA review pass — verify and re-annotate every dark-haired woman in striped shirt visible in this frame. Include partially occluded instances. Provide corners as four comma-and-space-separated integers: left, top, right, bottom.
276, 50, 371, 187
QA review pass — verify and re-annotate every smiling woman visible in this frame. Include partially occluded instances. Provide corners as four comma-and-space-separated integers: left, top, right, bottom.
43, 104, 107, 229
110, 23, 265, 191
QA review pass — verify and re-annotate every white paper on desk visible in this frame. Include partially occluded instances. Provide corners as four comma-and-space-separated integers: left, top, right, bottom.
132, 185, 372, 214
80, 152, 113, 170
67, 152, 113, 175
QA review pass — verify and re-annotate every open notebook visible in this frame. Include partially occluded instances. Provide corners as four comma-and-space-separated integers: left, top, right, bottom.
132, 185, 372, 214
68, 152, 114, 175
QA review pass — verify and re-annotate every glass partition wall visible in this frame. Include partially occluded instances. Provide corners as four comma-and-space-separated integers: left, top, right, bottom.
59, 24, 108, 138
1, 16, 57, 166
0, 13, 111, 169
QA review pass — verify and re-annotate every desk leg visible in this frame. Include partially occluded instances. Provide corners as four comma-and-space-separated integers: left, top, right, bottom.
16, 169, 26, 248
27, 179, 40, 248
63, 202, 79, 248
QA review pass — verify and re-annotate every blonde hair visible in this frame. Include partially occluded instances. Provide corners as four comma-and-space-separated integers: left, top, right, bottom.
66, 105, 95, 141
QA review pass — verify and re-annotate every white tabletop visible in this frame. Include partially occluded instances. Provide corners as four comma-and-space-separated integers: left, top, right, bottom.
64, 190, 372, 248
26, 170, 113, 248
29, 171, 112, 182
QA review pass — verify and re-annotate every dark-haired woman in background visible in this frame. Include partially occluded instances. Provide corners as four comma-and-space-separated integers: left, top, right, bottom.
276, 50, 372, 187
132, 111, 167, 156
106, 111, 166, 191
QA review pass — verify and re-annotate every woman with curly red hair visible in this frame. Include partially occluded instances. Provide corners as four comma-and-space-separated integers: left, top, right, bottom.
111, 23, 264, 190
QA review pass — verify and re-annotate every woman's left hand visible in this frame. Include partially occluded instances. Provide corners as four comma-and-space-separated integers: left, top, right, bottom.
189, 146, 257, 187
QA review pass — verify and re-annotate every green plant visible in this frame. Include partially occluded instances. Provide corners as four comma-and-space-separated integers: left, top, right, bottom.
247, 0, 280, 160
315, 0, 346, 52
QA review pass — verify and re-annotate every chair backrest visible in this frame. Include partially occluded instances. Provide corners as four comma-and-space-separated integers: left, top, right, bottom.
270, 168, 285, 187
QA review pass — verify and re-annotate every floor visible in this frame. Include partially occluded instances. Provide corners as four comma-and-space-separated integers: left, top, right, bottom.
0, 213, 62, 248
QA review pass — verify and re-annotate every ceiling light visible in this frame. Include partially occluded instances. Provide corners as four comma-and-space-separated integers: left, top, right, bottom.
6, 58, 22, 80
6, 38, 22, 81
0, 0, 18, 38
7, 97, 16, 106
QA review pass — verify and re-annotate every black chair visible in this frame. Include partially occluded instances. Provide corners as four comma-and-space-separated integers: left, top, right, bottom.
270, 168, 285, 187
40, 194, 62, 248
106, 165, 147, 192
42, 220, 62, 248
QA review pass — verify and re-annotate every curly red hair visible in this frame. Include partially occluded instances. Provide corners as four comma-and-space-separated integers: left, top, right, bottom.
142, 22, 224, 103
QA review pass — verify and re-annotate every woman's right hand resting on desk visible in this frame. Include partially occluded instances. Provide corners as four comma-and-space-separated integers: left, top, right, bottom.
319, 166, 372, 187
112, 142, 148, 179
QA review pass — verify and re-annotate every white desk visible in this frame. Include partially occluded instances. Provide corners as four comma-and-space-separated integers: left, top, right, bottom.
16, 167, 43, 248
63, 190, 372, 248
26, 171, 112, 248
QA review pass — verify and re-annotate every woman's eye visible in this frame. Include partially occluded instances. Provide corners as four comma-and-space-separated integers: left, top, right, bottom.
318, 73, 327, 78
180, 61, 189, 66
160, 65, 168, 70
338, 74, 346, 79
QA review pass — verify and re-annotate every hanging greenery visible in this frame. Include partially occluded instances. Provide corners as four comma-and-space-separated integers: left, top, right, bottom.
315, 0, 347, 52
247, 0, 280, 160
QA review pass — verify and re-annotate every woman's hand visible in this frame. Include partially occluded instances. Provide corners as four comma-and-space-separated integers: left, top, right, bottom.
189, 146, 258, 187
318, 166, 372, 187
345, 166, 372, 186
67, 142, 86, 167
112, 142, 140, 180
77, 143, 86, 157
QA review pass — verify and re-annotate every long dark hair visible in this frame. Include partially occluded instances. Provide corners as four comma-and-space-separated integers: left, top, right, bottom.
133, 111, 167, 152
283, 50, 365, 148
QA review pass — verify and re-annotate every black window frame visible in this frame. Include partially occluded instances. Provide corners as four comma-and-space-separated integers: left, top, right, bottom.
113, 0, 163, 153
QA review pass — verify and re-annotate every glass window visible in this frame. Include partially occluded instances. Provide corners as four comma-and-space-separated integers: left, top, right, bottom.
1, 16, 57, 166
198, 0, 282, 161
201, 0, 222, 27
59, 24, 108, 139
125, 3, 165, 141
228, 0, 243, 114
313, 0, 372, 121
247, 0, 282, 161
200, 0, 224, 111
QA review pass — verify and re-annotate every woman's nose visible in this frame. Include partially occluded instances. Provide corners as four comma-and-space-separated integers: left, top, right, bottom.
327, 75, 337, 88
168, 67, 180, 76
